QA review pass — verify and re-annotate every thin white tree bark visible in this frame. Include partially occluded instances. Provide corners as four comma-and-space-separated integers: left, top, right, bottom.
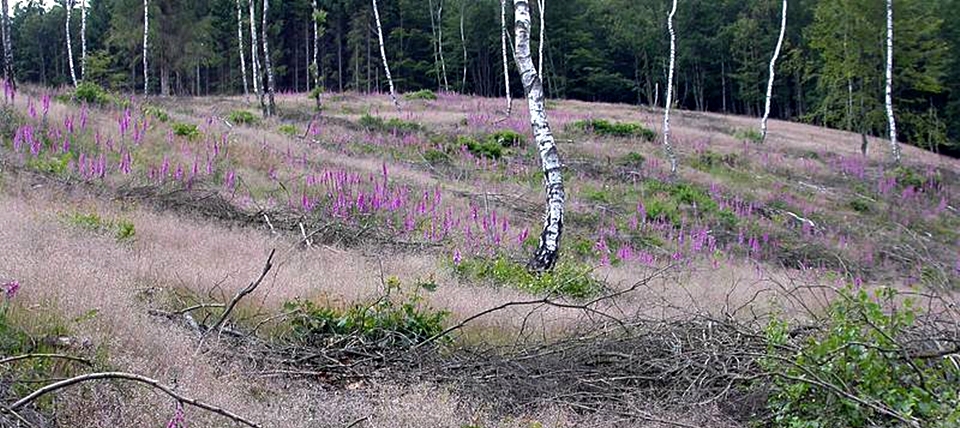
885, 0, 901, 163
80, 0, 87, 81
262, 0, 276, 115
438, 0, 449, 91
66, 0, 78, 87
249, 0, 261, 98
428, 0, 442, 90
537, 0, 544, 75
662, 0, 679, 176
500, 0, 512, 115
312, 0, 319, 89
237, 0, 249, 101
371, 0, 400, 111
1, 0, 13, 89
760, 0, 787, 142
460, 0, 467, 91
143, 0, 149, 95
512, 0, 564, 271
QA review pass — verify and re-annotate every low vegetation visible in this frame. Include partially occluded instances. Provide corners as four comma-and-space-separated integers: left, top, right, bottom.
569, 119, 656, 141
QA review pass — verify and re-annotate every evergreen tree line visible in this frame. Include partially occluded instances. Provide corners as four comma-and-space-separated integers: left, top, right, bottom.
3, 0, 959, 155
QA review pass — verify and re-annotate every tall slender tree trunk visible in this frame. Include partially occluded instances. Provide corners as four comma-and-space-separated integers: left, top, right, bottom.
66, 0, 78, 87
885, 0, 901, 164
249, 0, 261, 99
80, 0, 87, 81
662, 0, 679, 176
143, 0, 149, 95
1, 0, 14, 90
500, 0, 512, 115
537, 0, 544, 75
428, 0, 442, 90
262, 0, 276, 116
460, 0, 467, 92
312, 0, 319, 89
512, 0, 564, 272
237, 0, 249, 101
760, 0, 787, 142
438, 0, 449, 91
371, 0, 400, 110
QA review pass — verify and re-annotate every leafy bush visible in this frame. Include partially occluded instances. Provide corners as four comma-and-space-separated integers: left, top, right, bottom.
227, 110, 259, 125
26, 154, 72, 175
358, 114, 422, 134
619, 152, 646, 168
278, 124, 299, 136
172, 122, 201, 140
487, 130, 525, 147
284, 277, 447, 347
849, 198, 873, 213
423, 149, 451, 164
458, 136, 503, 159
143, 105, 169, 122
308, 86, 323, 101
403, 89, 438, 100
454, 256, 601, 298
64, 211, 137, 242
73, 82, 114, 106
763, 287, 960, 427
733, 128, 763, 144
569, 119, 656, 141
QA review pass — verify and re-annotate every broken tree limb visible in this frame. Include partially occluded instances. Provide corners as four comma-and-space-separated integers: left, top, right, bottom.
206, 249, 276, 336
10, 371, 261, 428
0, 353, 93, 366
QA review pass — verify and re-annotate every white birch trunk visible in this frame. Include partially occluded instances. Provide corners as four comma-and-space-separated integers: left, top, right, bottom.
312, 0, 319, 89
66, 0, 78, 87
143, 0, 149, 95
500, 0, 512, 115
428, 0, 441, 90
885, 0, 901, 163
262, 0, 276, 115
760, 0, 786, 142
537, 0, 544, 75
512, 0, 564, 271
237, 0, 249, 101
460, 0, 467, 91
1, 0, 13, 89
371, 0, 400, 111
249, 0, 261, 98
81, 0, 87, 81
662, 0, 678, 176
438, 0, 449, 91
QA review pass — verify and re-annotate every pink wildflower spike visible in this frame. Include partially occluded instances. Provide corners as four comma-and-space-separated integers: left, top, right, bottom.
165, 402, 185, 428
2, 280, 20, 299
453, 250, 462, 265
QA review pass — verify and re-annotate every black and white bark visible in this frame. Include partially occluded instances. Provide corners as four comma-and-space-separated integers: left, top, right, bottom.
662, 0, 679, 176
537, 0, 544, 75
249, 0, 261, 99
437, 0, 449, 91
512, 0, 564, 271
885, 0, 901, 164
1, 0, 13, 89
311, 0, 319, 90
371, 0, 400, 111
500, 0, 512, 115
262, 0, 276, 115
80, 0, 87, 81
143, 0, 148, 95
66, 0, 78, 87
237, 0, 249, 101
460, 0, 467, 91
760, 0, 786, 143
428, 0, 441, 90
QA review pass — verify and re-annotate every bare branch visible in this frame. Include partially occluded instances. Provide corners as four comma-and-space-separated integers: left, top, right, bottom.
207, 249, 276, 336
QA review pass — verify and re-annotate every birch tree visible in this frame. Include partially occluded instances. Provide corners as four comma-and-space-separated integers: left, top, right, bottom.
262, 0, 276, 116
437, 0, 449, 91
885, 0, 901, 164
1, 0, 13, 90
512, 0, 564, 271
372, 0, 400, 111
460, 0, 467, 91
66, 0, 78, 87
81, 0, 87, 81
311, 0, 319, 90
501, 0, 512, 115
760, 0, 787, 142
537, 0, 544, 75
662, 0, 679, 176
237, 0, 249, 101
143, 0, 149, 95
250, 0, 261, 99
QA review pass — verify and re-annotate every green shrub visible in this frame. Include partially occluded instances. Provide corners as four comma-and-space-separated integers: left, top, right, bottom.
619, 152, 646, 167
278, 124, 299, 136
64, 212, 137, 242
143, 106, 169, 122
172, 122, 201, 140
764, 287, 960, 427
487, 129, 525, 147
890, 166, 932, 189
849, 198, 873, 213
423, 149, 450, 164
733, 128, 763, 144
26, 154, 72, 175
358, 114, 422, 134
403, 89, 438, 100
308, 86, 323, 101
458, 136, 502, 159
569, 119, 655, 140
284, 277, 447, 347
227, 110, 259, 125
454, 256, 601, 299
73, 82, 113, 106
115, 220, 137, 241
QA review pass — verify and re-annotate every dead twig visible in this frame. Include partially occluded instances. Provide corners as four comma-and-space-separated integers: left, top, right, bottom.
0, 353, 94, 366
206, 249, 276, 336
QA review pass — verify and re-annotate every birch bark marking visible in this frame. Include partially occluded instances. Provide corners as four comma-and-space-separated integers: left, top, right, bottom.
312, 0, 319, 89
885, 0, 901, 164
143, 0, 148, 95
662, 0, 678, 176
81, 0, 87, 81
428, 0, 441, 90
438, 0, 449, 91
760, 0, 787, 143
537, 0, 544, 75
237, 0, 249, 101
66, 0, 78, 87
512, 0, 564, 272
372, 0, 400, 111
1, 0, 14, 90
460, 0, 467, 91
501, 0, 512, 115
262, 0, 276, 116
249, 0, 261, 99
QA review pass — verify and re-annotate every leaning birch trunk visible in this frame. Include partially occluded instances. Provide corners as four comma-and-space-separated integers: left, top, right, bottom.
885, 0, 901, 164
143, 0, 149, 95
760, 0, 786, 143
81, 0, 87, 81
371, 0, 400, 111
66, 0, 78, 87
312, 0, 319, 89
500, 0, 512, 115
662, 0, 679, 176
428, 0, 442, 90
249, 0, 261, 100
438, 0, 449, 91
1, 0, 13, 90
236, 0, 249, 101
262, 0, 276, 116
537, 0, 544, 75
512, 0, 564, 271
460, 0, 467, 91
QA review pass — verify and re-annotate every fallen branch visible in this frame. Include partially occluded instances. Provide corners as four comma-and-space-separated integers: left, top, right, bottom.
0, 353, 93, 366
10, 371, 261, 428
206, 249, 276, 336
